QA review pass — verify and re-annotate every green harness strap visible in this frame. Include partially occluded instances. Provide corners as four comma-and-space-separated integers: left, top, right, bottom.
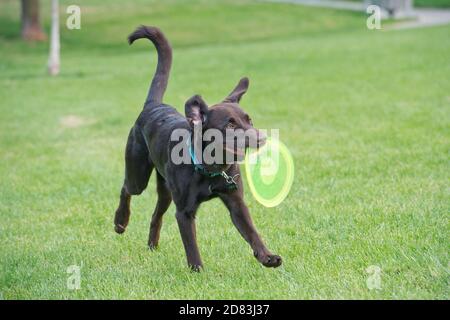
188, 137, 239, 190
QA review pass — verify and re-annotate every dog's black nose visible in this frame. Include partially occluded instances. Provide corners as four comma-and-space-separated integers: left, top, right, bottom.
257, 130, 267, 147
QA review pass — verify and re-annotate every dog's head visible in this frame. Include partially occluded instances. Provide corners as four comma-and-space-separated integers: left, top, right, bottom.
185, 77, 266, 163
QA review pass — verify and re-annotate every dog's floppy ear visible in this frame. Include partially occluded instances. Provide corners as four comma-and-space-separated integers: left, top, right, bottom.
185, 95, 209, 126
223, 77, 249, 103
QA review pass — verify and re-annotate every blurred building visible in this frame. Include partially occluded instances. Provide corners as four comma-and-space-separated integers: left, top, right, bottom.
364, 0, 415, 18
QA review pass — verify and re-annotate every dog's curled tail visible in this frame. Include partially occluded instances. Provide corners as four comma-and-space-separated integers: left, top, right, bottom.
128, 25, 172, 106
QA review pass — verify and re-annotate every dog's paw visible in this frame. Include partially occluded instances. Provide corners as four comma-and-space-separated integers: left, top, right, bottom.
114, 224, 126, 234
189, 264, 203, 272
255, 252, 282, 268
148, 242, 158, 251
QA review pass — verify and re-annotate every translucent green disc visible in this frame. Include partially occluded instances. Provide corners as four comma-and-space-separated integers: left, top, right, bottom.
244, 137, 294, 207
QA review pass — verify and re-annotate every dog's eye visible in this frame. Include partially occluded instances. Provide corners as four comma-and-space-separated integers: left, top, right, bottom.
245, 114, 253, 125
226, 122, 236, 129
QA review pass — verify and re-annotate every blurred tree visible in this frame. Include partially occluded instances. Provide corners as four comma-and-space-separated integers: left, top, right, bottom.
21, 0, 46, 41
48, 0, 60, 75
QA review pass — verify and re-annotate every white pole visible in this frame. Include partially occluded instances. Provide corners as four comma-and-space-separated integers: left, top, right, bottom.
48, 0, 60, 76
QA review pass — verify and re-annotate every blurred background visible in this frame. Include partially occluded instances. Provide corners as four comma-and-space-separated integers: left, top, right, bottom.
0, 0, 448, 299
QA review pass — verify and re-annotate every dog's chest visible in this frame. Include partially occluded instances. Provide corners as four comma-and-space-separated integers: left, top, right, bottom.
194, 177, 237, 202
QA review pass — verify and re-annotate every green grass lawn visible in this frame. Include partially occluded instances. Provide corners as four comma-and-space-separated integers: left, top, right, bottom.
411, 0, 450, 8
0, 0, 449, 299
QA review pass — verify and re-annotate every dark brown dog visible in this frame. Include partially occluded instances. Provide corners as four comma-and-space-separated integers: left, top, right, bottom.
114, 26, 282, 271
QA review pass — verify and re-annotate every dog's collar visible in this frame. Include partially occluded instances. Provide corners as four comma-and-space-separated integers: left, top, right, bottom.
187, 136, 239, 190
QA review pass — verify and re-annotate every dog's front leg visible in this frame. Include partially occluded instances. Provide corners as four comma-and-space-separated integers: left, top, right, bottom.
176, 209, 203, 271
220, 193, 282, 268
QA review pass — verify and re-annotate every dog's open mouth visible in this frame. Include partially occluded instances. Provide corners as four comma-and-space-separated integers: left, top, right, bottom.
223, 138, 266, 159
223, 134, 267, 156
223, 145, 246, 158
257, 136, 267, 148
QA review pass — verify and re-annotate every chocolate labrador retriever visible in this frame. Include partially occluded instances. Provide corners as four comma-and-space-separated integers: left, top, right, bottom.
114, 26, 282, 271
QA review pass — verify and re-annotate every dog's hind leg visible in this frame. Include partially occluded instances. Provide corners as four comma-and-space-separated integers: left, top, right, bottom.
114, 186, 132, 234
148, 172, 172, 249
114, 126, 153, 234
